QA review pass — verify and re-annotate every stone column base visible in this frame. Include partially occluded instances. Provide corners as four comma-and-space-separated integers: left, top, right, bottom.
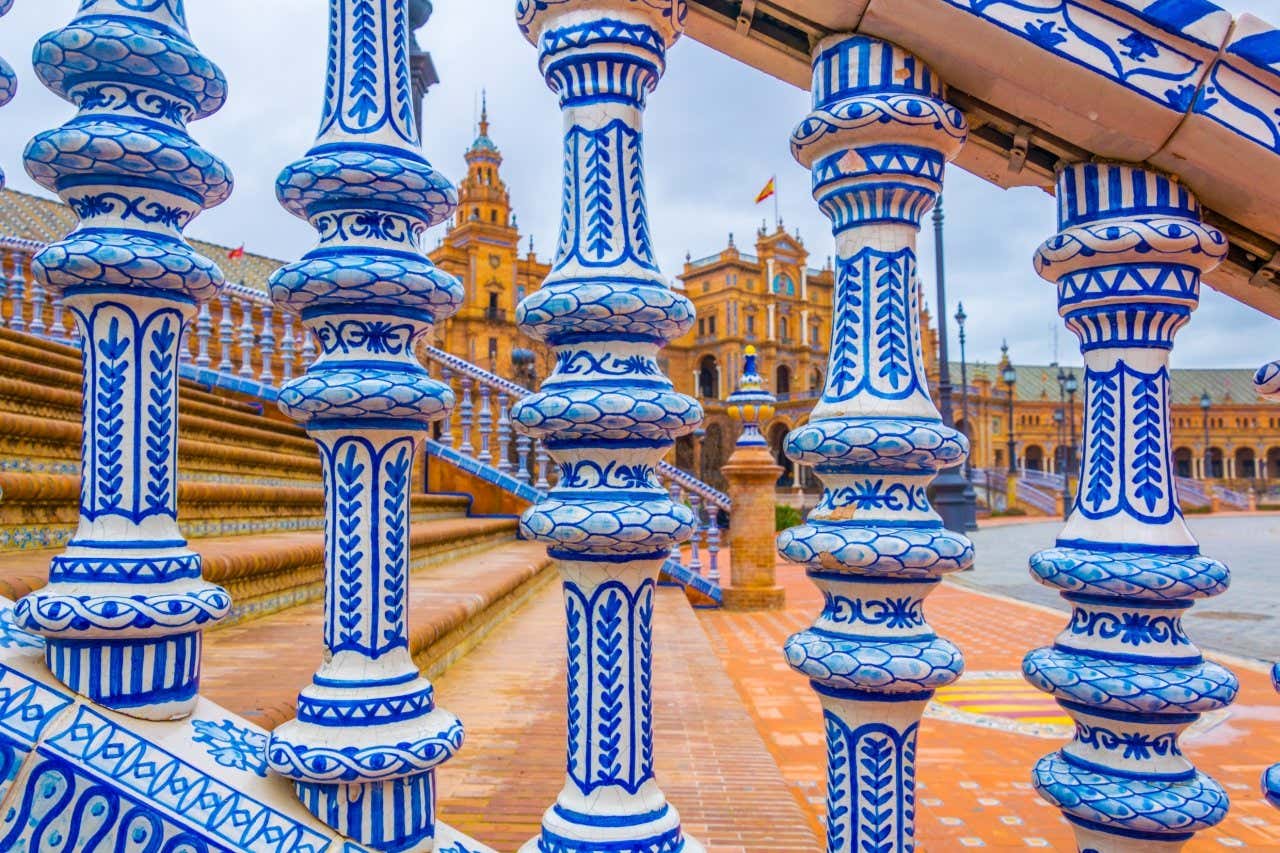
722, 584, 786, 611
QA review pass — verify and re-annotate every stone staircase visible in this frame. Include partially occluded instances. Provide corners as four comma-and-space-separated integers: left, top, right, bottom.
0, 328, 556, 723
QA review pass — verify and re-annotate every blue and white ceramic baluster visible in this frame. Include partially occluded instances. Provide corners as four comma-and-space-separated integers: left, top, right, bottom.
687, 493, 704, 576
513, 1, 703, 850
458, 375, 474, 456
9, 252, 24, 332
0, 0, 15, 190
238, 297, 255, 378
534, 440, 550, 490
15, 0, 232, 719
778, 34, 971, 852
259, 302, 275, 383
281, 311, 296, 383
497, 390, 513, 473
263, 1, 465, 848
477, 383, 492, 464
1025, 162, 1238, 852
440, 366, 454, 448
1254, 361, 1280, 810
218, 296, 234, 373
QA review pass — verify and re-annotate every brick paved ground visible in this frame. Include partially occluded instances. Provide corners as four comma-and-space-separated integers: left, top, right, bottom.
699, 558, 1280, 850
434, 580, 819, 852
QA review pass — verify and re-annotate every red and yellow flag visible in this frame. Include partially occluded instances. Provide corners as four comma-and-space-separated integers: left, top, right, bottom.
754, 177, 776, 205
227, 244, 245, 260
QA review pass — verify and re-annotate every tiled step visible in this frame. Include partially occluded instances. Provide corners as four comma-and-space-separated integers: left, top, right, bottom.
0, 470, 472, 552
0, 511, 511, 627
200, 538, 555, 729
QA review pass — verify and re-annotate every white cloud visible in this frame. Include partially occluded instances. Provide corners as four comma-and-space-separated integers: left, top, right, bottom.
0, 0, 1274, 368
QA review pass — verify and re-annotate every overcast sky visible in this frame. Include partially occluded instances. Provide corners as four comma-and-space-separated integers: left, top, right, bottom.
0, 0, 1275, 370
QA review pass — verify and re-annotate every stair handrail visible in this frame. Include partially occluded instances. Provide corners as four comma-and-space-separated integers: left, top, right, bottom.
1015, 478, 1057, 515
421, 344, 731, 513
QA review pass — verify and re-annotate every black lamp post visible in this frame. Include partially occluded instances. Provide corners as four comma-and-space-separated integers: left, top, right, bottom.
929, 196, 977, 532
955, 302, 970, 477
1064, 368, 1078, 505
1001, 341, 1017, 475
1053, 406, 1067, 518
1200, 390, 1213, 479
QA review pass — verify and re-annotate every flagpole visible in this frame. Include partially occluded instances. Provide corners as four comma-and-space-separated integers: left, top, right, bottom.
774, 176, 780, 230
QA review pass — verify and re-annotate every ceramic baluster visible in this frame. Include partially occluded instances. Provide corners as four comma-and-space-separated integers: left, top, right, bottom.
14, 0, 232, 719
706, 507, 720, 584
687, 493, 704, 576
0, 0, 14, 189
497, 391, 513, 473
192, 302, 210, 367
28, 277, 46, 337
9, 250, 24, 332
516, 431, 532, 484
1025, 162, 1238, 852
300, 317, 317, 368
778, 34, 971, 852
262, 1, 464, 847
258, 302, 275, 383
281, 311, 295, 382
217, 296, 234, 372
458, 375, 474, 455
440, 367, 454, 448
1254, 360, 1280, 811
238, 297, 255, 378
50, 296, 66, 342
477, 382, 492, 464
534, 440, 550, 490
512, 2, 703, 849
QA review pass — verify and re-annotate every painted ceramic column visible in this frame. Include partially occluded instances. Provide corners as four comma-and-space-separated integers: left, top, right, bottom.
263, 1, 465, 849
14, 0, 232, 720
1026, 163, 1238, 852
1254, 361, 1280, 811
512, 1, 703, 850
778, 34, 971, 852
0, 0, 14, 188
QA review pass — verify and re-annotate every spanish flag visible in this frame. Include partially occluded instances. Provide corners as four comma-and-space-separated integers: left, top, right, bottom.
227, 244, 245, 260
754, 176, 776, 205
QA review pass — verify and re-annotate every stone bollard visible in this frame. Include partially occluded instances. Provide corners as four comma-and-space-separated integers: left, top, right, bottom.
723, 346, 785, 611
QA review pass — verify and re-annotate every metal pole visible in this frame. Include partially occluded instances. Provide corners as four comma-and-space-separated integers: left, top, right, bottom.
933, 199, 954, 428
1007, 380, 1017, 475
957, 306, 970, 478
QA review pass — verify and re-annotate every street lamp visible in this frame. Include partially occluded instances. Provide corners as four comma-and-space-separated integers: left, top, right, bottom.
929, 196, 977, 532
1001, 340, 1017, 475
1064, 369, 1078, 507
1200, 390, 1213, 479
1053, 406, 1067, 518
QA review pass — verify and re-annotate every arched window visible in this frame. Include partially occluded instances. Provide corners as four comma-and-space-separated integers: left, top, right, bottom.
775, 364, 791, 395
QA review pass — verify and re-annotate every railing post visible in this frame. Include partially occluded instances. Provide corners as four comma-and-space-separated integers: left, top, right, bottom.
14, 0, 232, 719
217, 296, 234, 373
497, 390, 513, 473
516, 430, 532, 484
300, 316, 316, 368
191, 302, 210, 368
687, 493, 704, 576
477, 382, 492, 464
705, 508, 720, 585
50, 295, 66, 342
262, 1, 464, 848
0, 249, 13, 328
440, 366, 454, 447
458, 375, 474, 456
28, 276, 46, 337
779, 34, 971, 851
9, 248, 24, 332
280, 310, 295, 382
258, 302, 275, 383
512, 1, 703, 849
1026, 163, 1238, 851
238, 296, 255, 378
533, 440, 550, 491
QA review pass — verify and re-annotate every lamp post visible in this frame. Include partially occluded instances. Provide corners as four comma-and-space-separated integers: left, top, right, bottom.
931, 196, 977, 531
1001, 341, 1017, 475
1053, 406, 1067, 518
1201, 389, 1213, 479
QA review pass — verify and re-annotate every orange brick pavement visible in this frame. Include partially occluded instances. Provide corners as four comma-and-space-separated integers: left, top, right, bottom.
433, 580, 819, 851
698, 559, 1280, 850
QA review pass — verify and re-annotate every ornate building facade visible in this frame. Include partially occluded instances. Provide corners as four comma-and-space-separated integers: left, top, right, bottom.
428, 100, 552, 381
666, 230, 1280, 495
